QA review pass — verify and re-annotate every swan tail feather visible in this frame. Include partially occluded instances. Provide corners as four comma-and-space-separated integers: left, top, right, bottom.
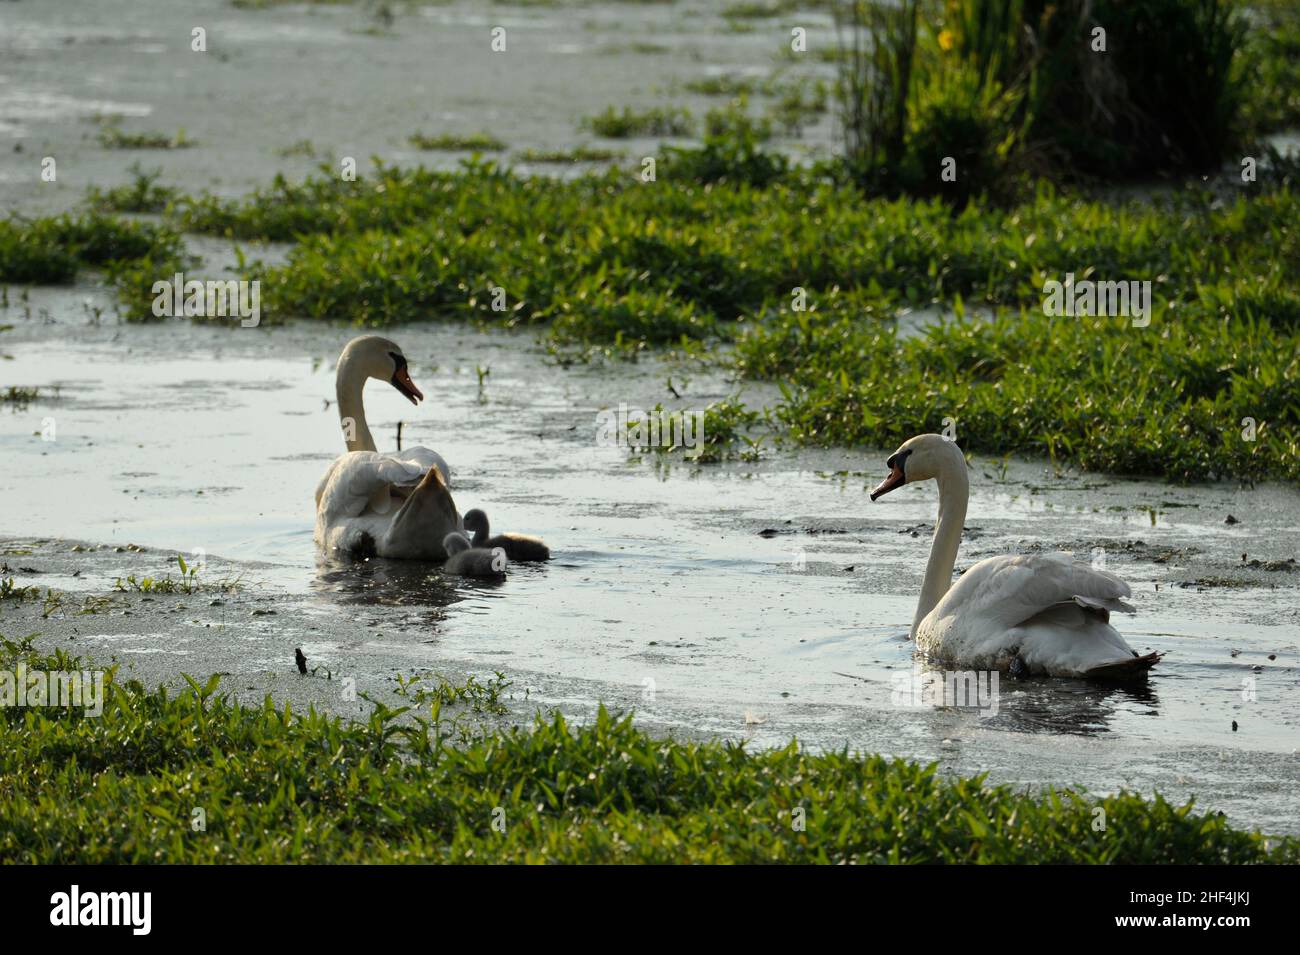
385, 465, 462, 559
1083, 651, 1161, 681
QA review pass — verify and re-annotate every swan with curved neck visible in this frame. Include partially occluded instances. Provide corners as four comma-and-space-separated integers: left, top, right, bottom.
870, 433, 1159, 680
332, 336, 426, 453
314, 336, 460, 560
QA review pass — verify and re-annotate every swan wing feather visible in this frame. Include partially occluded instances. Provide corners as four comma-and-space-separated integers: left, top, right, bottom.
315, 452, 423, 521
917, 553, 1142, 672
932, 552, 1129, 630
390, 447, 451, 486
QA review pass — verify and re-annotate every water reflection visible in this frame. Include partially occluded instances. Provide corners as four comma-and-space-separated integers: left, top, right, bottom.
905, 663, 1160, 736
988, 677, 1159, 736
311, 554, 505, 615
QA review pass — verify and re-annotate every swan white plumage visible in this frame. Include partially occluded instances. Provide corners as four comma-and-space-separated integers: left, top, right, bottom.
314, 336, 462, 560
869, 433, 1160, 680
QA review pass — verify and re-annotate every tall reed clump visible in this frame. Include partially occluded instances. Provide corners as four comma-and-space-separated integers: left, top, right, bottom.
1020, 0, 1246, 177
833, 0, 1249, 203
835, 0, 921, 196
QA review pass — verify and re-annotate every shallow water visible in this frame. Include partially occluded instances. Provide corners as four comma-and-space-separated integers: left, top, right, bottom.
0, 0, 837, 216
1, 0, 1298, 836
2, 295, 1298, 834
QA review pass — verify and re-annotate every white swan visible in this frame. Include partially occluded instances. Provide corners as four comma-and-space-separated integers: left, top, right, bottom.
869, 433, 1160, 680
314, 336, 461, 560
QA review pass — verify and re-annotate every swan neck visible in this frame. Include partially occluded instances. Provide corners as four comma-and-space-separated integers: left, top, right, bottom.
912, 456, 968, 637
336, 351, 376, 453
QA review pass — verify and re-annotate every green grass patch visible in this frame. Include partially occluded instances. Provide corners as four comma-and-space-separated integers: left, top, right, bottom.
274, 139, 321, 159
1238, 0, 1300, 134
721, 0, 811, 18
683, 75, 762, 97
408, 132, 507, 152
0, 214, 185, 285
739, 301, 1300, 483
1, 386, 40, 406
625, 397, 765, 462
98, 127, 197, 150
231, 0, 354, 7
768, 78, 829, 136
703, 96, 773, 142
0, 635, 1292, 863
515, 146, 623, 163
581, 105, 694, 138
119, 149, 1300, 481
597, 41, 673, 55
0, 579, 41, 602
86, 166, 180, 215
113, 557, 240, 595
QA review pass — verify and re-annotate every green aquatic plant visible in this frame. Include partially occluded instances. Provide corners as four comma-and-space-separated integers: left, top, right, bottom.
1238, 0, 1300, 134
834, 0, 920, 196
549, 287, 716, 353
231, 0, 354, 7
97, 127, 196, 150
394, 670, 512, 717
0, 214, 184, 285
81, 148, 1300, 482
0, 579, 41, 602
625, 397, 764, 463
768, 78, 829, 136
664, 119, 789, 186
515, 146, 622, 163
703, 96, 774, 142
1, 386, 40, 406
273, 139, 322, 158
722, 0, 807, 18
829, 0, 1252, 199
737, 300, 1300, 483
0, 634, 1294, 863
86, 166, 180, 214
597, 41, 673, 55
40, 590, 63, 620
683, 75, 760, 97
112, 556, 240, 595
408, 132, 507, 152
581, 105, 694, 138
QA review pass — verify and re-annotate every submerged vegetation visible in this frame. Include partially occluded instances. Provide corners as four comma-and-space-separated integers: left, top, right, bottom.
87, 166, 181, 215
1, 386, 41, 406
581, 105, 694, 138
0, 635, 1293, 863
408, 132, 508, 152
515, 145, 623, 164
98, 127, 197, 150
